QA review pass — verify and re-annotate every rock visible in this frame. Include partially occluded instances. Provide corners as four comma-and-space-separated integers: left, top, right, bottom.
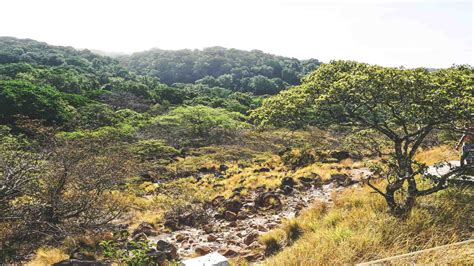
164, 217, 179, 231
221, 247, 240, 257
207, 234, 218, 242
330, 151, 351, 161
211, 195, 226, 207
243, 252, 262, 261
280, 185, 293, 195
132, 222, 158, 237
236, 211, 249, 220
175, 233, 187, 242
214, 213, 225, 219
247, 241, 263, 250
195, 245, 212, 256
146, 249, 167, 264
224, 211, 237, 221
267, 222, 278, 229
256, 224, 268, 232
330, 173, 356, 187
53, 259, 107, 266
281, 176, 296, 188
254, 192, 282, 210
232, 186, 244, 193
228, 221, 238, 227
140, 172, 154, 182
254, 167, 271, 173
182, 252, 229, 266
219, 164, 229, 172
203, 224, 214, 234
243, 231, 259, 246
224, 199, 243, 213
131, 232, 147, 242
156, 240, 178, 260
69, 251, 95, 261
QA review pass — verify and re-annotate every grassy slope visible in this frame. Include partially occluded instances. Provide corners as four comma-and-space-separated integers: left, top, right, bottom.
261, 146, 473, 265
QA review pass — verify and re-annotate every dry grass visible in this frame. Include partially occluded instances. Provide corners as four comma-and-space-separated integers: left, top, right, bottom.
27, 248, 68, 266
415, 145, 459, 165
262, 184, 474, 265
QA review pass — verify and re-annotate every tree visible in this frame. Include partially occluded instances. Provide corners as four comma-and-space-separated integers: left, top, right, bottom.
0, 80, 74, 125
146, 105, 249, 147
0, 125, 134, 252
253, 61, 473, 217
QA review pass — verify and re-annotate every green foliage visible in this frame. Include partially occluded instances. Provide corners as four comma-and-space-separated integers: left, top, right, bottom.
254, 60, 473, 216
151, 105, 249, 147
100, 240, 157, 265
119, 46, 321, 93
131, 139, 179, 161
0, 79, 74, 124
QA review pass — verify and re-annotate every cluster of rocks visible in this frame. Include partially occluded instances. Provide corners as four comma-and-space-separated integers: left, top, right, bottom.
145, 172, 360, 261
111, 168, 364, 263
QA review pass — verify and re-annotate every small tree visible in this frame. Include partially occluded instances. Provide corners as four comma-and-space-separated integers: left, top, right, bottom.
252, 61, 473, 217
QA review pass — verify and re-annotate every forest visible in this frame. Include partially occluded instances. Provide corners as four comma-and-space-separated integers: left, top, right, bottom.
0, 37, 473, 265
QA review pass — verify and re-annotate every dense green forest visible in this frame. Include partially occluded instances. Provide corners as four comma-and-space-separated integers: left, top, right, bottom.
0, 37, 472, 265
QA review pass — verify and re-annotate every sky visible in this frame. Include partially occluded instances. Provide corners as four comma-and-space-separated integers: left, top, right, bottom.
0, 0, 471, 68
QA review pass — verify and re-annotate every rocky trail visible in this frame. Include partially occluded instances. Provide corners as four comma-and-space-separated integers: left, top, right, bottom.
132, 168, 372, 263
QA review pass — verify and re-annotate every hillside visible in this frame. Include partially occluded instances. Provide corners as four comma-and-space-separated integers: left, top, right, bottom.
118, 47, 321, 94
0, 37, 472, 265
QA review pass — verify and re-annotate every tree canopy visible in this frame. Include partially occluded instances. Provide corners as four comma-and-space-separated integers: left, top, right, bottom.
253, 60, 473, 216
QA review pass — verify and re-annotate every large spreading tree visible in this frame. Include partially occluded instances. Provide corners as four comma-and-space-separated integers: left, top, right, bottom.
252, 60, 473, 217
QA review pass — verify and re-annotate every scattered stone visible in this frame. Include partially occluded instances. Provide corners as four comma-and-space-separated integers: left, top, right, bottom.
224, 199, 243, 213
207, 234, 218, 242
195, 245, 212, 256
182, 252, 229, 266
147, 249, 167, 264
228, 221, 238, 227
254, 167, 271, 173
175, 233, 187, 242
53, 259, 107, 266
69, 251, 95, 261
280, 185, 293, 195
254, 192, 282, 210
203, 224, 214, 234
330, 173, 356, 187
221, 247, 240, 257
132, 222, 158, 237
219, 164, 229, 172
243, 231, 259, 246
281, 176, 296, 188
211, 195, 226, 207
224, 211, 237, 221
330, 151, 351, 161
131, 232, 147, 242
256, 224, 268, 232
156, 240, 178, 260
243, 252, 262, 261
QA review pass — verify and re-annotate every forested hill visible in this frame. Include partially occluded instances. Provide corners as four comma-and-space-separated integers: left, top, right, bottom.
0, 37, 321, 127
118, 47, 321, 94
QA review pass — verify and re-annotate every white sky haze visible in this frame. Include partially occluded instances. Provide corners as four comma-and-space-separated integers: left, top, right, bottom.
0, 0, 472, 68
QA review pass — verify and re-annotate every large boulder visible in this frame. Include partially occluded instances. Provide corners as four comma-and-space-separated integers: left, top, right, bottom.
329, 151, 351, 161
132, 222, 158, 237
182, 252, 229, 266
254, 192, 282, 211
330, 173, 357, 187
156, 240, 178, 260
223, 199, 243, 213
243, 231, 259, 246
224, 211, 237, 221
53, 259, 108, 266
280, 176, 296, 188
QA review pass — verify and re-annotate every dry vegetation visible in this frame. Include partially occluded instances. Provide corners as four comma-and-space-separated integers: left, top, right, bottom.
260, 147, 474, 265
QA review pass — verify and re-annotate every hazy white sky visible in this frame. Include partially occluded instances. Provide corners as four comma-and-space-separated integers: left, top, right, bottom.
0, 0, 471, 67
